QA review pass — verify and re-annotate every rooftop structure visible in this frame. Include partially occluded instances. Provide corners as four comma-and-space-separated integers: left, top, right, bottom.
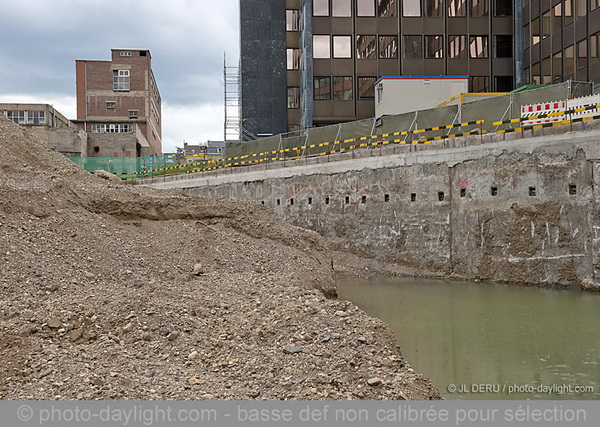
75, 48, 162, 157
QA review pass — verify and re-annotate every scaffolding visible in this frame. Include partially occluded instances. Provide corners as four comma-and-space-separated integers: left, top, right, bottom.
223, 53, 241, 142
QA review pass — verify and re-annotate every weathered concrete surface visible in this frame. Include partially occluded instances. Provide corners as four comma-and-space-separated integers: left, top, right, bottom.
145, 123, 600, 290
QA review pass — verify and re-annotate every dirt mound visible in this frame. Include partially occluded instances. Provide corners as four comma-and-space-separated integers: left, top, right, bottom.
0, 116, 439, 400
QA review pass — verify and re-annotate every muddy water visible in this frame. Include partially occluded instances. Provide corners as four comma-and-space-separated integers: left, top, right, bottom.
338, 278, 600, 400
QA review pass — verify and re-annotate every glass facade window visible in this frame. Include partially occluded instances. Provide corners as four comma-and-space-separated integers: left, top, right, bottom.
404, 35, 422, 58
287, 48, 300, 69
379, 36, 398, 58
313, 35, 331, 58
403, 0, 421, 16
27, 111, 45, 125
449, 35, 468, 58
469, 76, 489, 92
113, 70, 130, 91
471, 0, 488, 17
425, 0, 443, 17
552, 52, 563, 81
542, 57, 552, 83
531, 18, 540, 45
532, 63, 541, 84
357, 0, 376, 16
333, 76, 353, 100
333, 36, 352, 58
7, 110, 25, 124
576, 0, 586, 17
577, 39, 587, 69
495, 35, 512, 58
542, 11, 551, 39
91, 124, 132, 133
333, 0, 352, 16
494, 0, 511, 16
357, 35, 377, 58
378, 0, 397, 17
594, 0, 600, 11
565, 45, 574, 74
357, 77, 376, 99
592, 32, 600, 65
448, 0, 467, 16
470, 36, 488, 58
523, 23, 530, 49
313, 0, 329, 16
314, 77, 331, 100
553, 4, 562, 32
286, 10, 300, 31
565, 0, 573, 25
495, 76, 513, 92
287, 87, 300, 108
425, 35, 444, 58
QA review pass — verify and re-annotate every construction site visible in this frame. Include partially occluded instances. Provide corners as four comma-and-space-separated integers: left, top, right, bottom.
0, 114, 440, 400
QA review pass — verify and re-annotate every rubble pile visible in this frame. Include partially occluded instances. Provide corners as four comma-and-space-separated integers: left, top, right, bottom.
0, 116, 439, 400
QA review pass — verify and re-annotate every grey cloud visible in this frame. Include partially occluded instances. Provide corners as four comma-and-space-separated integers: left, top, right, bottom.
0, 0, 239, 106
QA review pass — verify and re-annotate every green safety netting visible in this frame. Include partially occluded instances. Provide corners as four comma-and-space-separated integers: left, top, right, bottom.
68, 154, 180, 177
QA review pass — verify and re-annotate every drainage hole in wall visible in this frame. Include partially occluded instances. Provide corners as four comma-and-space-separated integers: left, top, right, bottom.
438, 192, 445, 202
491, 186, 498, 197
384, 194, 390, 202
308, 197, 313, 205
325, 196, 330, 205
529, 186, 537, 197
277, 199, 281, 206
345, 196, 350, 204
460, 188, 466, 198
411, 193, 416, 202
569, 184, 577, 195
290, 198, 294, 206
361, 195, 367, 204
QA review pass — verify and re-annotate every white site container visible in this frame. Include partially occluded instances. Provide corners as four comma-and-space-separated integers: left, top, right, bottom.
374, 76, 469, 118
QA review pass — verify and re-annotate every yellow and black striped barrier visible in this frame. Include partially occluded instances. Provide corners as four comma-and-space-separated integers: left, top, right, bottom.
495, 103, 600, 125
119, 109, 599, 180
119, 119, 490, 179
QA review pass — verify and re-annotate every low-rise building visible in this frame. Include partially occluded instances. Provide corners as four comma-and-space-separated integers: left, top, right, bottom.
183, 141, 226, 161
0, 103, 87, 156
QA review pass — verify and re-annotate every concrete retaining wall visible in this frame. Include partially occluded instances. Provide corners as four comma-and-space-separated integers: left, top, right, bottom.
146, 123, 600, 289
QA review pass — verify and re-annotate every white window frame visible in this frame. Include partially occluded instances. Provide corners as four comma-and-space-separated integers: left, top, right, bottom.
27, 110, 45, 125
113, 69, 130, 91
91, 123, 133, 133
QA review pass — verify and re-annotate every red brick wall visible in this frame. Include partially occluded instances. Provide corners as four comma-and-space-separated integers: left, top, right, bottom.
75, 61, 87, 121
76, 49, 163, 155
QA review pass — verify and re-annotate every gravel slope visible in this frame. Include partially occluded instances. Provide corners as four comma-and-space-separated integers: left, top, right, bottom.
0, 115, 440, 400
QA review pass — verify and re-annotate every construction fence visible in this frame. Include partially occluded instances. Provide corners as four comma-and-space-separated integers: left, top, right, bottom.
68, 82, 594, 179
226, 81, 592, 160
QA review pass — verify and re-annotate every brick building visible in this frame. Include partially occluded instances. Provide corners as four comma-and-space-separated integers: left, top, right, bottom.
74, 48, 162, 157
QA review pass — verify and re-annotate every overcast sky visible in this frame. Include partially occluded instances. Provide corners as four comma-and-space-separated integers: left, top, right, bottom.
0, 0, 240, 153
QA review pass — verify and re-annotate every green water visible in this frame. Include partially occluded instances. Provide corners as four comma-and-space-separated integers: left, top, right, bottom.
338, 278, 600, 400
